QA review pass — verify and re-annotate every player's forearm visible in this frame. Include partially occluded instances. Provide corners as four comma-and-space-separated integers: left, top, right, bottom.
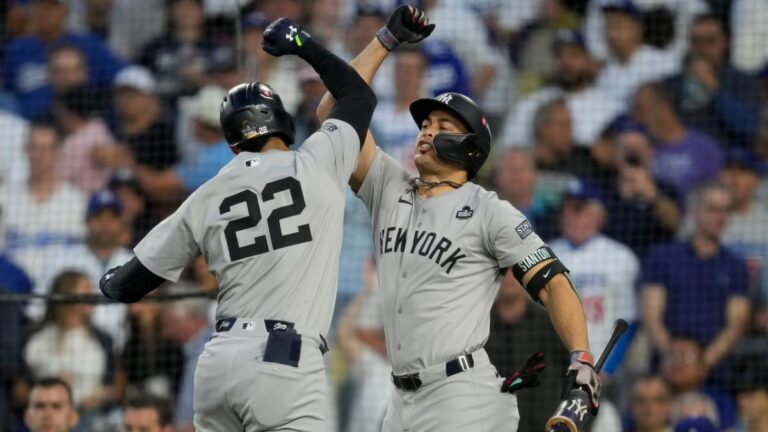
298, 38, 376, 143
540, 276, 591, 353
316, 38, 389, 123
100, 257, 166, 303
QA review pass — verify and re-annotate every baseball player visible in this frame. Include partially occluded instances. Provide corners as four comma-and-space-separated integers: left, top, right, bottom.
316, 7, 601, 431
98, 10, 431, 431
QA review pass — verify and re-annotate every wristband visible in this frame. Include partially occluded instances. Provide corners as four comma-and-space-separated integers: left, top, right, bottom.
570, 350, 594, 365
376, 27, 400, 51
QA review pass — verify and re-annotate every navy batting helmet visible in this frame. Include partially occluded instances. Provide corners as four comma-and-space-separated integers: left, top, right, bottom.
409, 92, 492, 179
220, 82, 295, 151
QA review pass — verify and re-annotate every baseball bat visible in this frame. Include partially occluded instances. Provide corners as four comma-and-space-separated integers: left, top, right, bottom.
545, 318, 629, 432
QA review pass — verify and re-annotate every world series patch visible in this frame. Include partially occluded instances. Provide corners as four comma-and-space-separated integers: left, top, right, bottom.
515, 220, 532, 239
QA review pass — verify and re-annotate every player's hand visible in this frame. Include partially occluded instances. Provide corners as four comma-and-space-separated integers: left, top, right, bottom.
376, 5, 435, 51
262, 18, 311, 57
562, 352, 601, 414
500, 351, 545, 393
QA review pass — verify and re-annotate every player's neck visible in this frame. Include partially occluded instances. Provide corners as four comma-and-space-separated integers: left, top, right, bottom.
416, 171, 467, 198
260, 137, 290, 153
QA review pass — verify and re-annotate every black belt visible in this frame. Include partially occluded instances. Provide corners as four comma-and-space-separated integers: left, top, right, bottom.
392, 353, 475, 391
215, 318, 329, 355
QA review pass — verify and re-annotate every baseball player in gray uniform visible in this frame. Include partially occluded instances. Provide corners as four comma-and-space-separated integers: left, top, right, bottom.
316, 7, 602, 432
96, 12, 434, 431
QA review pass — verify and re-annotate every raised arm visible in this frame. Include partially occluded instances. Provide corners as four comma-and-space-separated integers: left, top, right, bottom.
316, 6, 434, 191
262, 18, 377, 145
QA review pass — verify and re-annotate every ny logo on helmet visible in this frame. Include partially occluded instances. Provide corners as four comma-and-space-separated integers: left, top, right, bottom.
436, 93, 453, 104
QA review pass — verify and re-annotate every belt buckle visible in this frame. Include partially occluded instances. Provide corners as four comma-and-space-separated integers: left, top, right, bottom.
393, 372, 422, 391
457, 354, 470, 372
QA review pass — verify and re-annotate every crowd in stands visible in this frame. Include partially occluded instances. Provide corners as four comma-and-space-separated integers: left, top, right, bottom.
1, 0, 768, 431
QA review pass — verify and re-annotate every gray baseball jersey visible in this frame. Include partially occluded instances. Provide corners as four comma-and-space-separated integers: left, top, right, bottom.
134, 119, 359, 336
357, 148, 546, 374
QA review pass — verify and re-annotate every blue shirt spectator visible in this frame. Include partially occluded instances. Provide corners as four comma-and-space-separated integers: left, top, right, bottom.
663, 14, 760, 149
422, 39, 471, 97
642, 241, 749, 344
2, 0, 125, 119
175, 140, 231, 191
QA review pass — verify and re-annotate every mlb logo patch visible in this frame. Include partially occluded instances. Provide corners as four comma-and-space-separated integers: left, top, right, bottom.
456, 205, 473, 220
242, 322, 257, 331
323, 122, 338, 132
245, 157, 260, 168
515, 220, 533, 239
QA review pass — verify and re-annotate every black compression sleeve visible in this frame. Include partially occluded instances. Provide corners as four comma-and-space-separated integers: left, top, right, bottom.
298, 38, 376, 146
99, 257, 167, 303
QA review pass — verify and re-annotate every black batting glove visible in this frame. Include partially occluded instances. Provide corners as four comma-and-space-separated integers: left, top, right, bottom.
262, 18, 311, 57
376, 5, 436, 51
562, 351, 601, 414
501, 351, 546, 393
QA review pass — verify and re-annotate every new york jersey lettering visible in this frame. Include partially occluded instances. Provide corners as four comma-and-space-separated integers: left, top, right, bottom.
379, 227, 466, 274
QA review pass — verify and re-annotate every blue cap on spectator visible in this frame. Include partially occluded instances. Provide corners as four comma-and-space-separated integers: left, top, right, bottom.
242, 11, 269, 31
724, 148, 761, 173
673, 417, 718, 432
564, 178, 605, 205
87, 190, 123, 218
601, 0, 643, 21
553, 29, 587, 50
611, 117, 649, 137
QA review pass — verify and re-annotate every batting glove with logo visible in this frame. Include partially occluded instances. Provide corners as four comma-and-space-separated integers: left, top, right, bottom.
500, 351, 546, 393
376, 5, 435, 51
562, 351, 601, 414
262, 18, 311, 57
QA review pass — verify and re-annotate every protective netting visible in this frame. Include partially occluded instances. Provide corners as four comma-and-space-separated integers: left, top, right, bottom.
1, 1, 767, 431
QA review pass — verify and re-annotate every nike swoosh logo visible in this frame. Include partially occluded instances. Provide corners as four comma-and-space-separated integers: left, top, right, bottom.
542, 269, 551, 278
398, 198, 413, 205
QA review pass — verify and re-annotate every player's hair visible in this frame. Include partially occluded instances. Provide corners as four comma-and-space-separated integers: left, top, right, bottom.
30, 377, 75, 406
126, 393, 174, 426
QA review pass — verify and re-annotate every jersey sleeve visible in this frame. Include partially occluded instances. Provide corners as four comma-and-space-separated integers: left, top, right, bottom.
296, 119, 360, 190
356, 148, 411, 217
133, 199, 200, 282
484, 199, 546, 269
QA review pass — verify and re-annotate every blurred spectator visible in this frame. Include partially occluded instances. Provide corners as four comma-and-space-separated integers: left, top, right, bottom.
661, 338, 738, 429
160, 294, 212, 432
719, 149, 768, 288
603, 121, 681, 256
338, 271, 389, 432
594, 0, 679, 104
629, 375, 673, 432
53, 86, 117, 194
293, 67, 327, 145
485, 272, 569, 431
119, 295, 184, 403
46, 45, 94, 108
24, 271, 116, 414
0, 122, 87, 283
584, 0, 709, 63
1, 0, 125, 119
0, 109, 29, 186
307, 0, 345, 54
631, 82, 723, 204
664, 14, 760, 148
139, 0, 216, 106
550, 178, 639, 373
421, 39, 471, 97
206, 45, 246, 93
258, 0, 305, 22
107, 0, 167, 61
370, 46, 427, 172
532, 99, 609, 187
241, 12, 301, 114
500, 29, 623, 149
339, 6, 394, 103
107, 171, 151, 246
24, 377, 79, 432
510, 0, 581, 87
641, 183, 750, 371
0, 256, 32, 430
110, 85, 229, 201
123, 393, 174, 432
32, 190, 133, 352
493, 148, 559, 241
730, 0, 768, 73
734, 353, 768, 432
112, 65, 178, 170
